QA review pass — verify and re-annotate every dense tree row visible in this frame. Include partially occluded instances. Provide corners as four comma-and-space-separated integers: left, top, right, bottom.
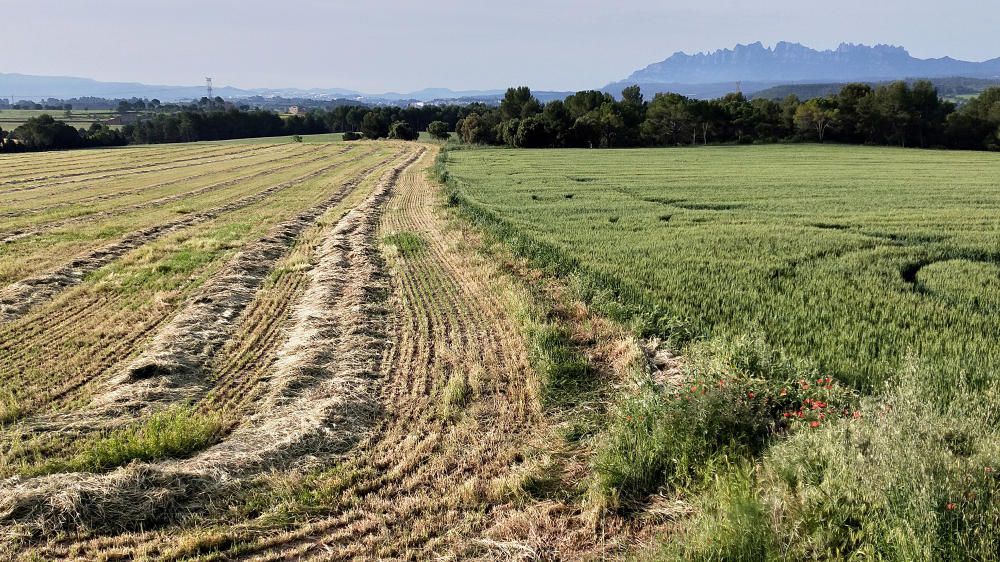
3, 83, 997, 153
0, 115, 126, 152
457, 83, 1000, 150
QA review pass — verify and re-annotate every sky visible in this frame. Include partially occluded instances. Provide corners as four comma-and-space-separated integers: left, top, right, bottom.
4, 0, 1000, 93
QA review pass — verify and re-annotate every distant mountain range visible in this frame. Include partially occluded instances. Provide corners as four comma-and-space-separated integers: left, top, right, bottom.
0, 73, 526, 105
5, 42, 1000, 104
617, 42, 1000, 85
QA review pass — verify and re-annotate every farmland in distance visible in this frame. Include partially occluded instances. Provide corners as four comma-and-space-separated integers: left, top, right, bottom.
444, 144, 1000, 391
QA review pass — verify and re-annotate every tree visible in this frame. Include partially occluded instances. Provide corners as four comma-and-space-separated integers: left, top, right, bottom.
795, 100, 838, 142
500, 87, 540, 120
514, 116, 551, 148
427, 120, 450, 140
642, 93, 694, 146
388, 120, 418, 141
10, 114, 84, 150
361, 112, 389, 139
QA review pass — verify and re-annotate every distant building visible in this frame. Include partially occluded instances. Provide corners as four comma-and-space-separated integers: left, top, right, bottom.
105, 113, 139, 126
288, 106, 302, 115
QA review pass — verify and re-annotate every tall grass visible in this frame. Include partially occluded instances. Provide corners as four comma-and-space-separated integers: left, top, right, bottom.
29, 408, 224, 475
443, 145, 1000, 391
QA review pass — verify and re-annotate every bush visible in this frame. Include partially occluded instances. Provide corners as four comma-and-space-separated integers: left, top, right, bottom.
342, 131, 362, 141
427, 120, 450, 140
291, 134, 303, 142
594, 337, 855, 504
388, 120, 419, 141
761, 368, 1000, 560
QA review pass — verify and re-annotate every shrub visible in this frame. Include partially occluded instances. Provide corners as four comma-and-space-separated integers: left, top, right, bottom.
342, 131, 362, 141
388, 120, 419, 141
427, 121, 450, 140
761, 368, 1000, 560
594, 336, 855, 504
290, 134, 303, 143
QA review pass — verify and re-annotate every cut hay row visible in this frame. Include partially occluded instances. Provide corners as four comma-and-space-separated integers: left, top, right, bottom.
87, 149, 410, 422
231, 148, 646, 561
0, 143, 312, 217
193, 148, 571, 560
197, 152, 411, 418
0, 147, 379, 323
0, 150, 399, 419
0, 145, 224, 179
0, 147, 424, 543
0, 143, 282, 191
0, 144, 353, 243
0, 143, 235, 177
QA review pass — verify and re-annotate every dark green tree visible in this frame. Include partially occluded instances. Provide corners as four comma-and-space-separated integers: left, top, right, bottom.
388, 120, 418, 141
427, 120, 450, 140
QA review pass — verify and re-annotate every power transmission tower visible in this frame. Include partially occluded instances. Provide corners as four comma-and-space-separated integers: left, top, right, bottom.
205, 77, 213, 105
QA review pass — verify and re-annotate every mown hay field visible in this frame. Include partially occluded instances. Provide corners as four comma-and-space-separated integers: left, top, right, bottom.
0, 139, 662, 560
443, 144, 1000, 391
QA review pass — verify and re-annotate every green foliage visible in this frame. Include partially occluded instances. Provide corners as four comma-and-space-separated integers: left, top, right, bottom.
594, 337, 855, 504
290, 134, 303, 142
361, 112, 389, 139
427, 120, 450, 140
388, 120, 418, 141
526, 322, 591, 407
31, 408, 224, 475
341, 131, 362, 141
761, 369, 1000, 560
445, 145, 1000, 390
652, 464, 777, 562
383, 231, 426, 257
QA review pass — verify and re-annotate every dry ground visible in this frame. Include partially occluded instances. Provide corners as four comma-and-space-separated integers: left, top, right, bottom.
0, 142, 664, 560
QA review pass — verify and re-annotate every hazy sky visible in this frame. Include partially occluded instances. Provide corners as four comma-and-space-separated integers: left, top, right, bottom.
5, 0, 999, 93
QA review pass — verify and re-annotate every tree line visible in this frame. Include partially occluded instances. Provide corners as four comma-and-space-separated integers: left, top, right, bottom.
456, 83, 1000, 150
2, 82, 998, 153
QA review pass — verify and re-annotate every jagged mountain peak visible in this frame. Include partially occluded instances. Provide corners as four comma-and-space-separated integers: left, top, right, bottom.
621, 42, 1000, 86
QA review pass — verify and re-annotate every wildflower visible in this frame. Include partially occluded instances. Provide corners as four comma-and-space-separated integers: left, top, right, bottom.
946, 503, 957, 511
691, 385, 698, 393
747, 392, 755, 399
852, 411, 862, 419
810, 421, 820, 428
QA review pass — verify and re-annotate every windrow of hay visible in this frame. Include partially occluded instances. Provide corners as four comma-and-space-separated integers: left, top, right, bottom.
0, 145, 300, 218
0, 148, 373, 323
0, 143, 280, 193
0, 144, 341, 242
0, 147, 424, 543
88, 150, 405, 420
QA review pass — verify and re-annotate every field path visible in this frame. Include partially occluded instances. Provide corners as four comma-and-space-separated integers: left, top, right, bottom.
222, 147, 611, 560
2, 143, 638, 560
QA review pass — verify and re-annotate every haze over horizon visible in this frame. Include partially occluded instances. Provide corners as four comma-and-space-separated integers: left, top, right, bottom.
7, 0, 1000, 94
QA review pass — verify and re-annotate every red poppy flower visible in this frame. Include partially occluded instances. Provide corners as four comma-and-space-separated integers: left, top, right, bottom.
946, 503, 957, 511
810, 421, 820, 428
